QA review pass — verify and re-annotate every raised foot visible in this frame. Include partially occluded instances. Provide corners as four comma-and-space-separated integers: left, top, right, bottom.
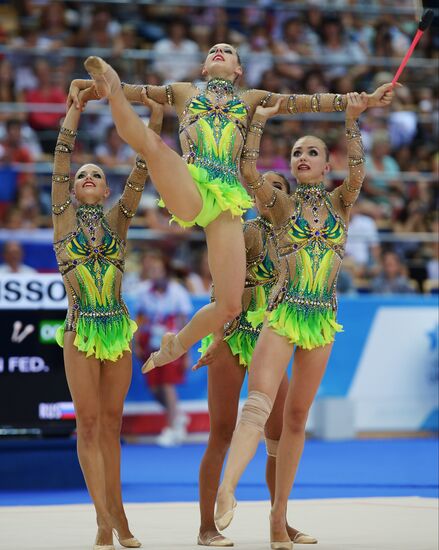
141, 332, 185, 373
84, 56, 121, 98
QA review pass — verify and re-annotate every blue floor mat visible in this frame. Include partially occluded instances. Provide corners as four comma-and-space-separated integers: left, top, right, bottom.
1, 438, 437, 506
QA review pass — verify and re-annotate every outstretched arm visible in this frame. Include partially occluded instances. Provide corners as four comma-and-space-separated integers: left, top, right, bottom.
333, 92, 368, 210
52, 103, 81, 241
108, 96, 164, 236
244, 82, 396, 116
67, 79, 194, 114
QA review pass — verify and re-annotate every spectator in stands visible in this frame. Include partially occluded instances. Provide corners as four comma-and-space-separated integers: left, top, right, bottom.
345, 199, 381, 278
256, 133, 289, 172
152, 18, 201, 84
273, 16, 307, 83
24, 59, 66, 152
257, 68, 286, 94
186, 247, 212, 296
364, 130, 403, 208
14, 183, 42, 228
75, 5, 123, 53
38, 1, 72, 50
302, 69, 329, 95
0, 241, 36, 274
371, 250, 415, 294
134, 250, 192, 446
95, 126, 135, 197
337, 268, 356, 294
239, 25, 274, 88
388, 86, 418, 149
317, 15, 367, 80
370, 19, 410, 59
0, 119, 35, 185
0, 59, 25, 123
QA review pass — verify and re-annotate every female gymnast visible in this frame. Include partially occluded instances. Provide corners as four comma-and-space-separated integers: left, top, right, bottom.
214, 92, 374, 550
52, 90, 163, 550
66, 44, 394, 374
194, 172, 316, 547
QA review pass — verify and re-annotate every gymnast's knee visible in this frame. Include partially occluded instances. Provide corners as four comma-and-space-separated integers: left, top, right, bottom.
216, 300, 242, 325
239, 390, 273, 433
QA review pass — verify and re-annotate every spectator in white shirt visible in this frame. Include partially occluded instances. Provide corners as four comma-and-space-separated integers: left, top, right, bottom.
152, 19, 201, 84
0, 241, 37, 274
345, 200, 381, 277
134, 250, 192, 446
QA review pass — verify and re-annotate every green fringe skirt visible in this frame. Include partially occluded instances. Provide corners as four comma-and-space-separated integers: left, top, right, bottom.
56, 313, 137, 362
199, 314, 262, 369
265, 302, 343, 350
159, 163, 253, 228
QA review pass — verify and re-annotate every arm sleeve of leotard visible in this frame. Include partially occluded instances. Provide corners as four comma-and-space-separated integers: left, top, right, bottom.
241, 113, 292, 228
52, 106, 80, 241
244, 89, 347, 115
121, 83, 170, 104
338, 117, 365, 209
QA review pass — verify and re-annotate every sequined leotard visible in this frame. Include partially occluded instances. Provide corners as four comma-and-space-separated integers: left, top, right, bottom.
200, 216, 278, 367
241, 114, 365, 349
121, 80, 349, 228
52, 126, 149, 361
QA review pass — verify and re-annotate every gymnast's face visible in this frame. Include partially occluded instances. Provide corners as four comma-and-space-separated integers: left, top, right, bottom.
255, 171, 290, 216
73, 164, 110, 205
202, 43, 242, 82
290, 136, 330, 184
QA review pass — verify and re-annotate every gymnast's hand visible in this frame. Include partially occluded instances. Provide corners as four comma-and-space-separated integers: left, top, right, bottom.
192, 338, 222, 370
141, 89, 164, 115
67, 78, 94, 111
367, 81, 401, 108
346, 92, 368, 118
254, 98, 283, 121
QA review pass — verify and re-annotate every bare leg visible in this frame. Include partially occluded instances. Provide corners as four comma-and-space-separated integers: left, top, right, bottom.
198, 341, 245, 545
264, 373, 288, 503
216, 326, 293, 527
271, 344, 333, 544
84, 56, 202, 221
178, 212, 245, 348
265, 374, 315, 543
99, 351, 137, 543
63, 332, 113, 546
146, 212, 246, 371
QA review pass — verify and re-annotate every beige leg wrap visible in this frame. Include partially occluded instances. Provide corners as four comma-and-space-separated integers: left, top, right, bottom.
265, 438, 279, 458
240, 391, 273, 433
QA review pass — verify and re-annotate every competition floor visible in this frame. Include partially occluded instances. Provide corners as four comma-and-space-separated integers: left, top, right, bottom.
1, 439, 438, 550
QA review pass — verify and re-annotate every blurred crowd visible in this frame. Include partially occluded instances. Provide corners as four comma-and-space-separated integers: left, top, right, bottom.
0, 1, 438, 295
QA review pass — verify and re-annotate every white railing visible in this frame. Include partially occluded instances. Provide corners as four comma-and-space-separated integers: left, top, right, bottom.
3, 162, 437, 184
0, 228, 436, 244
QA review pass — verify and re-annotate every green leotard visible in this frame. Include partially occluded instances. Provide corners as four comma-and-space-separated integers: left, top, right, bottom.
242, 115, 365, 349
159, 78, 253, 227
121, 80, 350, 229
52, 127, 148, 361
